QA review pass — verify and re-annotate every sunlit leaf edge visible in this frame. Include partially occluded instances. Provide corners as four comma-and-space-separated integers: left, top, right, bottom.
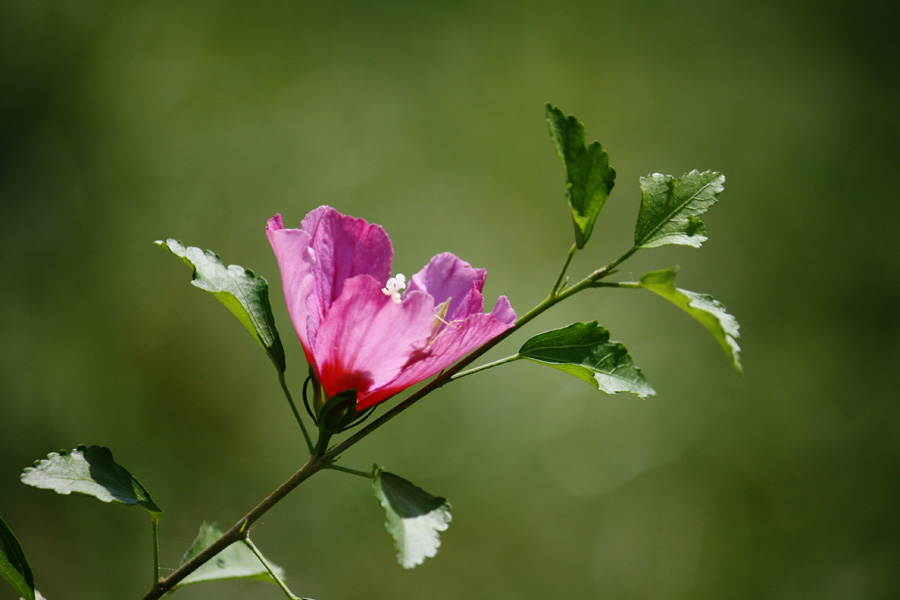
638, 267, 742, 373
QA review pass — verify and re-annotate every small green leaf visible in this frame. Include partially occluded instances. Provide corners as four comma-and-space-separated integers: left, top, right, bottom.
637, 267, 742, 373
0, 516, 34, 600
373, 467, 451, 570
519, 322, 655, 398
20, 445, 161, 513
634, 170, 725, 249
177, 523, 284, 586
156, 239, 286, 372
546, 104, 616, 248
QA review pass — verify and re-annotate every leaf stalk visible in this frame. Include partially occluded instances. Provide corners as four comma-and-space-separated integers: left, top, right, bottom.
151, 512, 160, 586
322, 463, 375, 479
243, 535, 307, 600
551, 243, 578, 295
451, 354, 522, 381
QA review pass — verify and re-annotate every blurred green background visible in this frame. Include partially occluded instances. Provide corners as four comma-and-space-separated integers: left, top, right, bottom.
2, 0, 898, 598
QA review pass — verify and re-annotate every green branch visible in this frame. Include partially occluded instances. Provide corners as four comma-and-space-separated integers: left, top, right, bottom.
140, 454, 325, 600
139, 241, 642, 600
323, 243, 636, 461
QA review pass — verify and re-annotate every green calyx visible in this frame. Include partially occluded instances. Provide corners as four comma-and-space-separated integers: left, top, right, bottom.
317, 389, 359, 435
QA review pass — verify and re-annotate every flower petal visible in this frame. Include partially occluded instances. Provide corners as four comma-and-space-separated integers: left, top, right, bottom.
489, 294, 516, 324
314, 275, 435, 405
266, 214, 317, 362
301, 206, 393, 310
267, 207, 394, 360
362, 296, 517, 410
269, 207, 517, 413
406, 253, 486, 323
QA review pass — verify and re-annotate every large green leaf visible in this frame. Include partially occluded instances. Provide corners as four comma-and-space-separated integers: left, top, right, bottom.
373, 468, 451, 570
177, 523, 284, 586
0, 516, 34, 600
20, 445, 161, 513
156, 239, 286, 372
637, 268, 742, 373
546, 104, 616, 248
519, 322, 655, 398
634, 170, 725, 249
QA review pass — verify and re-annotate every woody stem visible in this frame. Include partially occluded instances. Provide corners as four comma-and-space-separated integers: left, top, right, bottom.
140, 245, 636, 599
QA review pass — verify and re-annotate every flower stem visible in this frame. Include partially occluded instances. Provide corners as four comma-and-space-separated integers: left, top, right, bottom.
279, 370, 314, 454
243, 535, 307, 600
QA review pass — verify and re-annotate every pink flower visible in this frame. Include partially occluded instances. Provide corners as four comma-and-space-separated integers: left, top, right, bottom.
267, 206, 516, 413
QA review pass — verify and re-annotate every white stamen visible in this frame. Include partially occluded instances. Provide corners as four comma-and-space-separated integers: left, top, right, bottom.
382, 273, 407, 303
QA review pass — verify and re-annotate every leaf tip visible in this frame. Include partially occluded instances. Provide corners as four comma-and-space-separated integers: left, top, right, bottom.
155, 238, 179, 250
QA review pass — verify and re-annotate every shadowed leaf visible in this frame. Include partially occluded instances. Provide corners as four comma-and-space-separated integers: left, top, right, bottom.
0, 516, 33, 600
177, 523, 284, 586
156, 239, 286, 371
373, 468, 451, 569
21, 445, 160, 513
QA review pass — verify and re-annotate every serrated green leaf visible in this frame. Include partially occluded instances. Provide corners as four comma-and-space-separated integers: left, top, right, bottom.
21, 446, 161, 512
156, 239, 286, 372
637, 268, 742, 373
546, 104, 616, 248
519, 322, 655, 398
373, 467, 451, 570
0, 516, 34, 600
634, 170, 725, 249
177, 523, 284, 586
